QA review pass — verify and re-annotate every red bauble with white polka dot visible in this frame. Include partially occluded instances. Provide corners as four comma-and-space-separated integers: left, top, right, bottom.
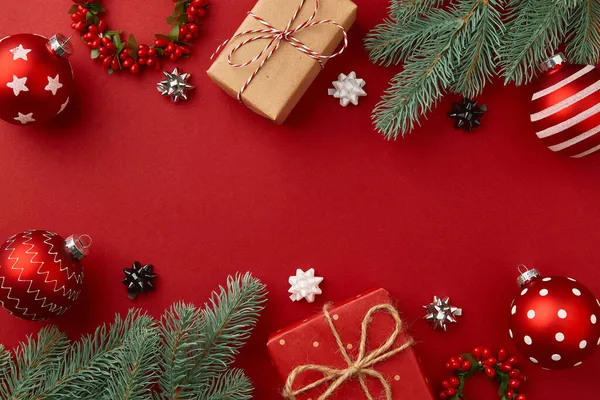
0, 33, 74, 126
509, 266, 600, 369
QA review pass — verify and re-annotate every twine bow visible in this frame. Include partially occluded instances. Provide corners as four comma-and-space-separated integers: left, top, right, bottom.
210, 0, 349, 102
283, 303, 414, 400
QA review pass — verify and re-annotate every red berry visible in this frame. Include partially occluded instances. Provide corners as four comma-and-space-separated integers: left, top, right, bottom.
188, 23, 198, 33
166, 42, 176, 53
154, 38, 169, 48
147, 57, 156, 67
519, 374, 526, 382
507, 356, 519, 366
179, 45, 191, 55
130, 63, 140, 74
509, 379, 520, 389
448, 377, 459, 388
484, 366, 495, 377
439, 393, 448, 400
138, 57, 147, 65
516, 395, 526, 400
111, 58, 119, 70
148, 48, 157, 56
499, 363, 512, 372
472, 347, 482, 359
481, 348, 491, 359
497, 348, 508, 362
482, 357, 497, 366
446, 388, 456, 396
138, 49, 148, 57
169, 52, 177, 61
509, 369, 520, 379
507, 389, 515, 398
197, 8, 206, 17
102, 56, 113, 68
74, 21, 86, 32
445, 362, 452, 370
461, 360, 471, 371
184, 33, 193, 41
122, 58, 134, 68
98, 19, 107, 33
441, 380, 450, 389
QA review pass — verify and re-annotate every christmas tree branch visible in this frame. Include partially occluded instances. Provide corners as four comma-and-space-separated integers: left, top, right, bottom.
565, 0, 600, 65
199, 369, 254, 400
372, 0, 493, 139
155, 303, 203, 399
34, 311, 155, 399
499, 0, 570, 85
0, 326, 70, 400
365, 1, 448, 66
102, 325, 160, 400
171, 273, 267, 400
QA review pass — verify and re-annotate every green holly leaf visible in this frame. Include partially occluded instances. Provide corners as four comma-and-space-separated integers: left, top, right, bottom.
155, 47, 165, 57
85, 11, 95, 24
90, 49, 100, 59
108, 67, 114, 75
168, 25, 180, 41
173, 2, 185, 16
498, 371, 509, 395
67, 5, 79, 14
155, 34, 171, 41
87, 3, 105, 14
127, 34, 139, 59
112, 34, 122, 47
166, 15, 181, 26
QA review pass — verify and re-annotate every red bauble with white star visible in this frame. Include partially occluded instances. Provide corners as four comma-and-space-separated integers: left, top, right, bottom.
0, 33, 73, 126
530, 54, 600, 158
509, 267, 600, 369
0, 230, 91, 321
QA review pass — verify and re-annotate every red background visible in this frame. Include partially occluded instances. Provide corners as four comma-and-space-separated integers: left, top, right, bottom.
0, 0, 598, 398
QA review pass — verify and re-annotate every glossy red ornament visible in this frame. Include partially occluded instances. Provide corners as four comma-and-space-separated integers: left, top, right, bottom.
509, 266, 600, 369
530, 54, 600, 158
0, 33, 74, 126
0, 230, 91, 321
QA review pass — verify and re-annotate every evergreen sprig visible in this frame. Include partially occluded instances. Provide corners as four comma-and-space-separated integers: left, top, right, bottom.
0, 273, 267, 400
366, 0, 600, 140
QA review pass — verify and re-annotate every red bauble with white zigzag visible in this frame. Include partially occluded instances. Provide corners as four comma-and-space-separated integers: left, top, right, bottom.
530, 54, 600, 158
0, 230, 91, 321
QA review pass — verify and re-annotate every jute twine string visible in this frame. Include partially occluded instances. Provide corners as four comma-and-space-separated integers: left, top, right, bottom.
210, 0, 349, 103
282, 303, 414, 400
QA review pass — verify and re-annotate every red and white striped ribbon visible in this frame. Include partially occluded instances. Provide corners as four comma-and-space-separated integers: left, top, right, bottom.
211, 0, 349, 102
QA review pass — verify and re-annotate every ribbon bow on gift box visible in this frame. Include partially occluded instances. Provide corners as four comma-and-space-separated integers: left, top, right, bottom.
283, 304, 414, 400
211, 0, 349, 103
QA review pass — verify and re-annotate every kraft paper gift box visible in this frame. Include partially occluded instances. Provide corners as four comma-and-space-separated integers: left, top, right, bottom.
207, 0, 357, 124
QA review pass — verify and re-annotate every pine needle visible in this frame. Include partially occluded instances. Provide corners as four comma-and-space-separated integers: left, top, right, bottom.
565, 0, 600, 64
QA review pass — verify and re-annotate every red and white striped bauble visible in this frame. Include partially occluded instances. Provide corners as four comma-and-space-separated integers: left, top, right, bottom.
530, 54, 600, 158
0, 230, 91, 321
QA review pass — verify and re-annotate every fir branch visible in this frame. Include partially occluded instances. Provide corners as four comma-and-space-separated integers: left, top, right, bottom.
500, 0, 571, 85
154, 303, 202, 400
0, 326, 70, 400
450, 0, 504, 97
33, 310, 154, 400
565, 0, 600, 64
365, 1, 449, 66
171, 273, 267, 400
372, 0, 493, 139
102, 325, 160, 400
0, 345, 10, 382
198, 369, 253, 400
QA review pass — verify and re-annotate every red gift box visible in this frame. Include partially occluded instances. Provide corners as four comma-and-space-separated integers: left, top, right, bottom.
267, 289, 435, 400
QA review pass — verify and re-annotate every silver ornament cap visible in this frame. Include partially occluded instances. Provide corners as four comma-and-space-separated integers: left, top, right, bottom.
65, 234, 92, 260
46, 34, 74, 59
516, 264, 541, 287
540, 53, 567, 72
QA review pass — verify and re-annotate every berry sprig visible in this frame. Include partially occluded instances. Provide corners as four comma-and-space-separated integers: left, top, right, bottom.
68, 0, 209, 75
440, 347, 526, 400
